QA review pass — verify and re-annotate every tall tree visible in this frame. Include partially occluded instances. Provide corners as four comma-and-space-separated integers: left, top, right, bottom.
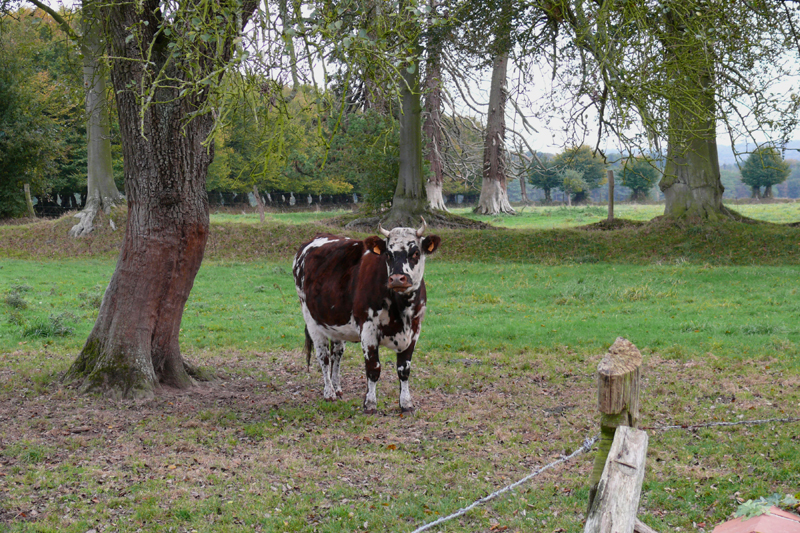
422, 0, 447, 211
25, 0, 124, 235
549, 0, 797, 221
65, 0, 257, 397
384, 51, 428, 227
474, 0, 514, 215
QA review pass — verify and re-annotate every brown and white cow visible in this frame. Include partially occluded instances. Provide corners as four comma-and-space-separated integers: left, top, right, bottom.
292, 219, 440, 413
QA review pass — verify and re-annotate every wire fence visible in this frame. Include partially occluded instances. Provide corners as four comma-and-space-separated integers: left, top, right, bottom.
410, 416, 800, 533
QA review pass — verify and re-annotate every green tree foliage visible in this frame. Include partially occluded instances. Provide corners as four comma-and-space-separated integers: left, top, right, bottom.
740, 147, 790, 199
621, 156, 660, 201
207, 86, 340, 195
0, 9, 75, 217
528, 155, 560, 202
558, 168, 586, 205
0, 8, 123, 216
551, 146, 607, 203
320, 111, 398, 208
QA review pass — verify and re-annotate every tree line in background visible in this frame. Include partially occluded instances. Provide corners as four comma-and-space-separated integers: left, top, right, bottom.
3, 5, 800, 222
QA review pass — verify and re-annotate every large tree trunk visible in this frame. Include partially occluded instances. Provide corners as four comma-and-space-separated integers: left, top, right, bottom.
384, 64, 428, 227
475, 51, 515, 215
65, 0, 251, 398
69, 1, 124, 237
423, 0, 447, 212
659, 12, 732, 221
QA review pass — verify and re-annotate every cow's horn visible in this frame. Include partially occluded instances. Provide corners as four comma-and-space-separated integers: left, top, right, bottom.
416, 217, 427, 237
378, 223, 391, 237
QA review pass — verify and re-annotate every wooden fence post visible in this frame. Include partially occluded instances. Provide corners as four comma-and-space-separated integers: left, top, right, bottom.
24, 183, 36, 218
584, 426, 649, 533
607, 170, 615, 222
587, 337, 642, 512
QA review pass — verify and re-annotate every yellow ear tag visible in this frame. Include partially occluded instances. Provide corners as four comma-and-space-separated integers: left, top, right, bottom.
373, 246, 381, 254
427, 242, 435, 252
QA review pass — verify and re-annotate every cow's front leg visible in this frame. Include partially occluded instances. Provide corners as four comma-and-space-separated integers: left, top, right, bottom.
361, 334, 381, 414
397, 343, 416, 413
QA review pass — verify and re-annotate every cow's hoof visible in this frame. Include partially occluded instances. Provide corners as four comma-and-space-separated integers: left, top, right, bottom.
363, 408, 377, 415
400, 406, 416, 415
336, 391, 344, 398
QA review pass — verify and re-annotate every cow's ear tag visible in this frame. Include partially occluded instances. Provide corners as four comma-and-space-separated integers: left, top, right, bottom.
373, 246, 381, 254
427, 242, 435, 252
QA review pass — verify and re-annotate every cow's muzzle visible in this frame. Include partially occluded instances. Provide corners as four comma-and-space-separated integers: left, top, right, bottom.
388, 274, 412, 292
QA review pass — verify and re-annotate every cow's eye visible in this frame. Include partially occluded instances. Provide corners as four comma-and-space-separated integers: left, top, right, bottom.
412, 251, 420, 260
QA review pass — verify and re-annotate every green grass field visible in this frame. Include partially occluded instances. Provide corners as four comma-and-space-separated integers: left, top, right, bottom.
1, 205, 799, 532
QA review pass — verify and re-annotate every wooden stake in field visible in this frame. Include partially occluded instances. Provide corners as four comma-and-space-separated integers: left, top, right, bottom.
587, 337, 642, 512
24, 183, 36, 218
607, 170, 615, 222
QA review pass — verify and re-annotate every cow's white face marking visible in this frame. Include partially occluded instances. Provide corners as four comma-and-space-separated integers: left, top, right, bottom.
382, 228, 427, 294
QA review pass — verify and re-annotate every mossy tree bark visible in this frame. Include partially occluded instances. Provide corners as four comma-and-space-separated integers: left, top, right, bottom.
659, 10, 734, 221
384, 64, 430, 228
65, 0, 255, 398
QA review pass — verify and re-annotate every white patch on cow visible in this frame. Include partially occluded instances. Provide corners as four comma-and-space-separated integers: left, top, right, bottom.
399, 380, 413, 410
320, 317, 360, 343
360, 316, 380, 348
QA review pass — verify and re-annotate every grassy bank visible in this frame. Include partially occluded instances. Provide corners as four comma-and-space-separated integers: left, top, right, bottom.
2, 206, 800, 265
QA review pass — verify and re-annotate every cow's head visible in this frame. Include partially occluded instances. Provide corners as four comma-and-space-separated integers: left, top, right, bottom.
365, 218, 440, 294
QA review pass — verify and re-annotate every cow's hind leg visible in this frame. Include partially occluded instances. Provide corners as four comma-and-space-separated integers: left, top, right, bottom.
330, 341, 345, 398
396, 343, 416, 413
309, 329, 337, 401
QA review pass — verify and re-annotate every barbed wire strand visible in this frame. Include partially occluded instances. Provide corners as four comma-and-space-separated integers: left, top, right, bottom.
410, 416, 800, 533
409, 435, 600, 533
642, 416, 800, 431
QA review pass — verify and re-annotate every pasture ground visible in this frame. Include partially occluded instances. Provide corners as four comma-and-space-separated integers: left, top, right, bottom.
1, 203, 799, 532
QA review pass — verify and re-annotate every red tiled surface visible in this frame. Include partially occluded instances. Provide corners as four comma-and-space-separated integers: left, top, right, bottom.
712, 506, 800, 533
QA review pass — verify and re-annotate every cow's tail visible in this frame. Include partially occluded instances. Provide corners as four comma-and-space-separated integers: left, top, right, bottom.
303, 326, 313, 371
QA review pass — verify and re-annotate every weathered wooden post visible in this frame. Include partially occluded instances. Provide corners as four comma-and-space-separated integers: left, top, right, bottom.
607, 170, 615, 222
24, 183, 36, 218
584, 425, 649, 533
587, 337, 642, 512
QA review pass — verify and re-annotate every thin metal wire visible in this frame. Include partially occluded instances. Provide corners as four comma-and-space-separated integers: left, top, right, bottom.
409, 435, 599, 533
641, 417, 800, 431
